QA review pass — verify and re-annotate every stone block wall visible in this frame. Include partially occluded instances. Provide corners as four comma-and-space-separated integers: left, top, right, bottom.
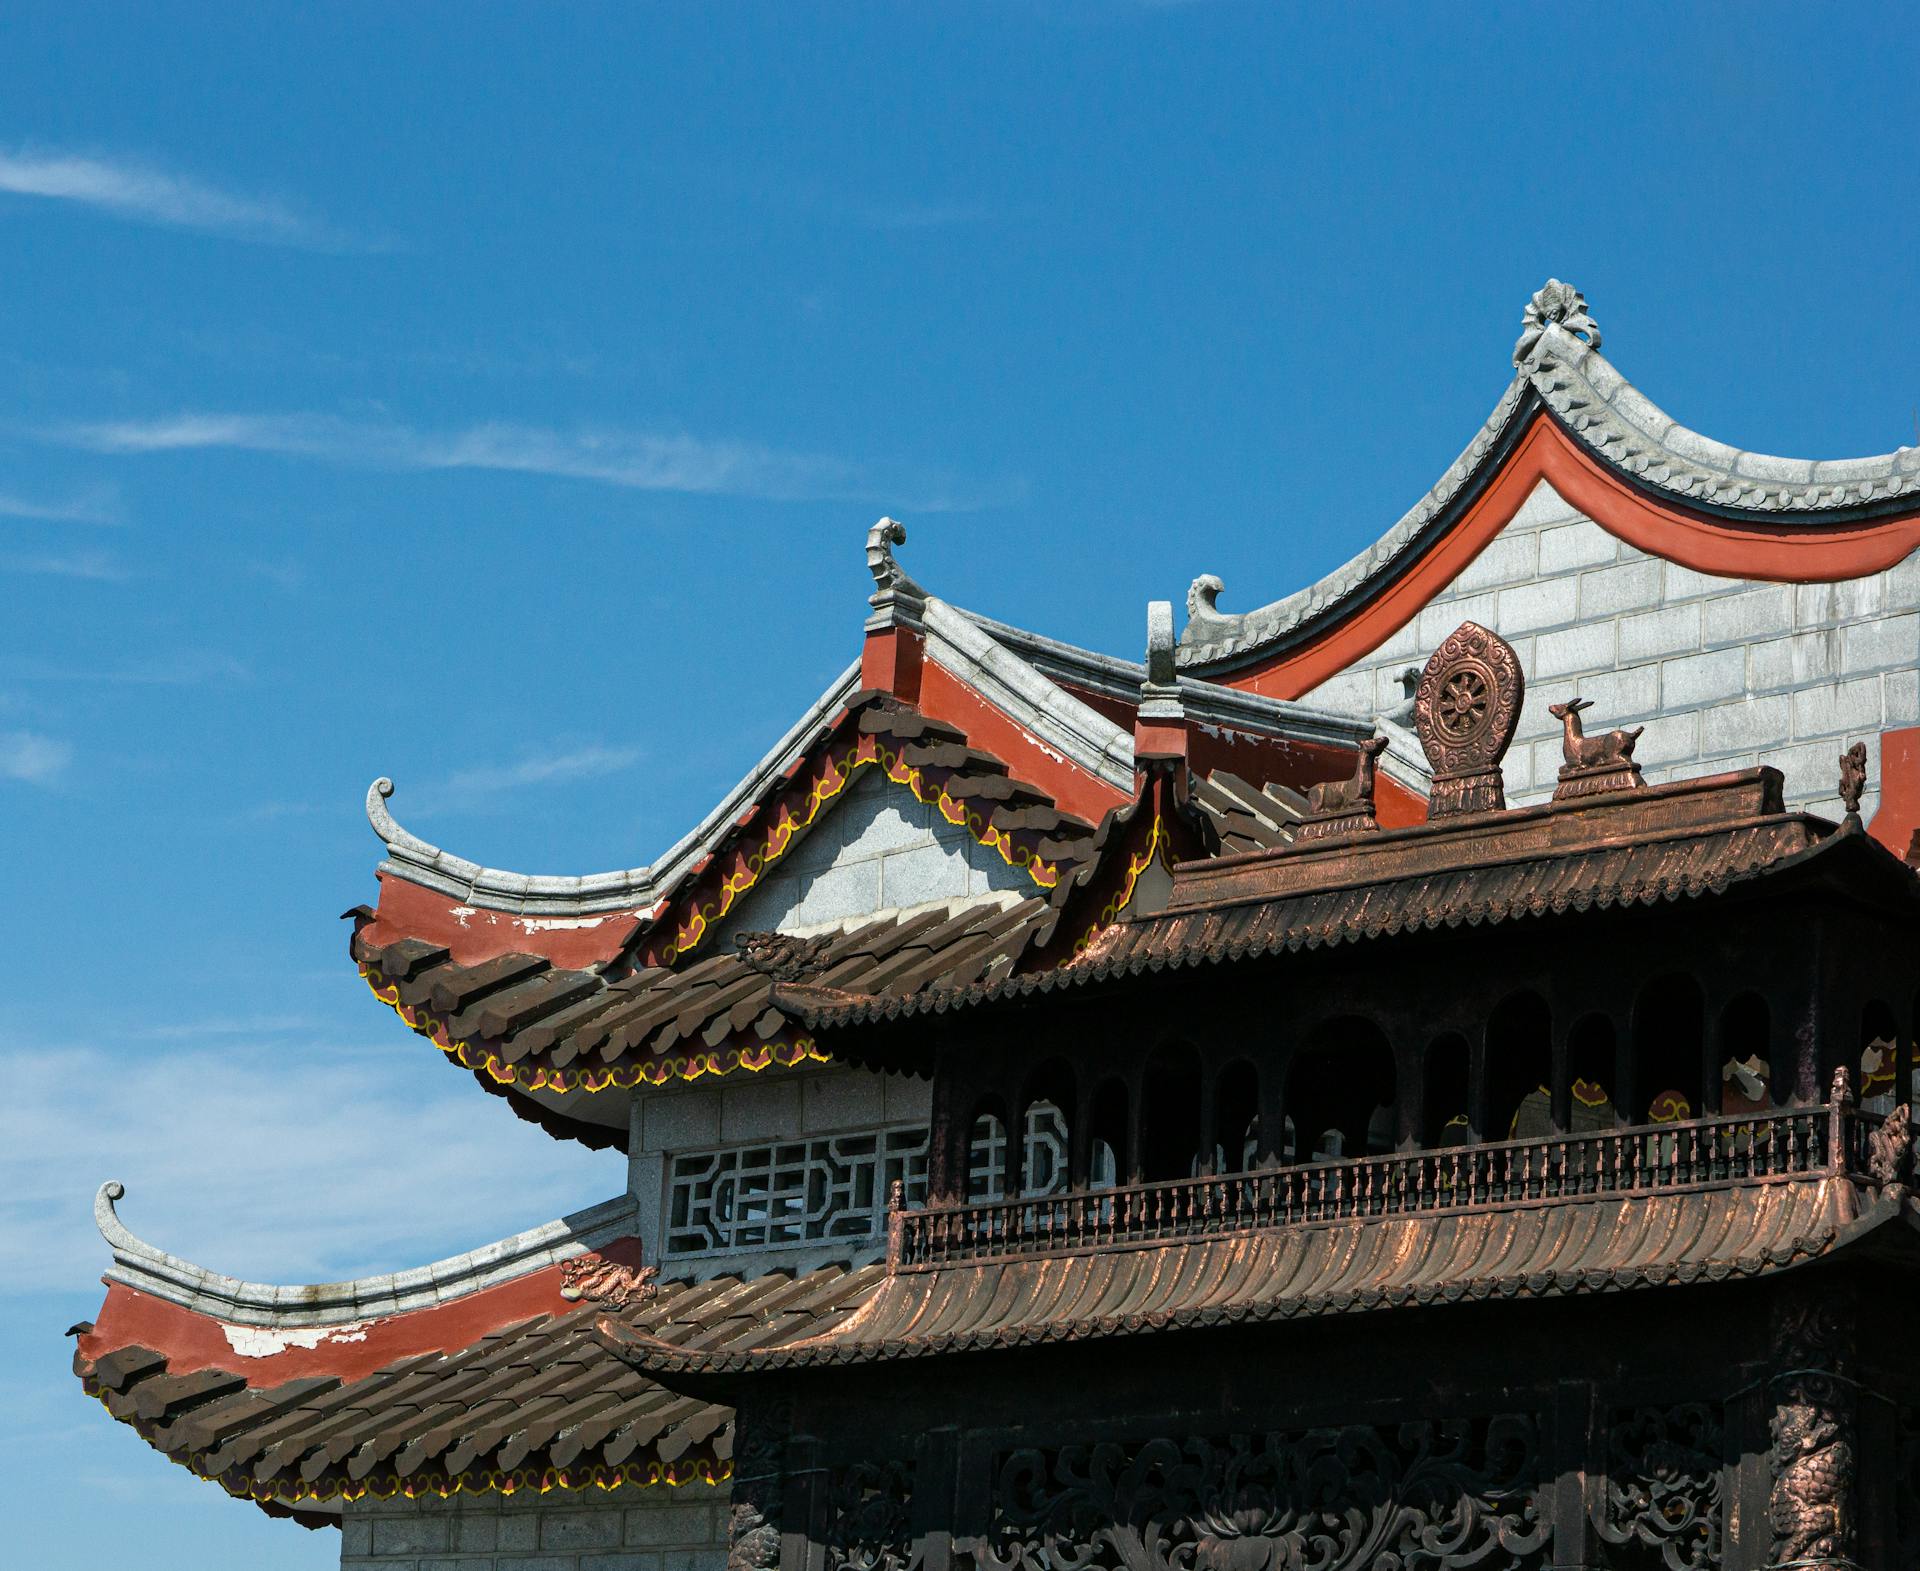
1301, 479, 1920, 820
723, 771, 1033, 934
340, 1484, 727, 1571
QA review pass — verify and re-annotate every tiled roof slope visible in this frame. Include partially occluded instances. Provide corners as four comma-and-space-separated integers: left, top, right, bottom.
352, 893, 1051, 1101
612, 1177, 1888, 1376
74, 1265, 879, 1519
783, 771, 1918, 1032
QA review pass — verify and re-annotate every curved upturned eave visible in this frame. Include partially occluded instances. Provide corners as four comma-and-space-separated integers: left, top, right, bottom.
91, 1179, 640, 1328
1179, 321, 1920, 673
366, 657, 864, 916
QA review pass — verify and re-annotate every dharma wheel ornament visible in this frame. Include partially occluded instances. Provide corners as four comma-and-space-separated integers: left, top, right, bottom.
1415, 621, 1524, 818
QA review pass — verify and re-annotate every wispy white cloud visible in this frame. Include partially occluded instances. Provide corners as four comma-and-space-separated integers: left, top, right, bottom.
0, 548, 129, 581
0, 145, 381, 252
49, 410, 1005, 511
0, 1039, 612, 1294
0, 729, 72, 784
0, 483, 122, 525
443, 743, 642, 802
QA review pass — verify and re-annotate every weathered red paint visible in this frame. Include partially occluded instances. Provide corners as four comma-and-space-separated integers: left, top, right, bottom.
361, 872, 644, 969
918, 657, 1131, 826
1868, 725, 1920, 856
1220, 414, 1920, 700
76, 1237, 646, 1387
861, 624, 924, 703
1132, 717, 1188, 764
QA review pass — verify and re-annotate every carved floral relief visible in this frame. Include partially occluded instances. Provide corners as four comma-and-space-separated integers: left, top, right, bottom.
972, 1419, 1549, 1571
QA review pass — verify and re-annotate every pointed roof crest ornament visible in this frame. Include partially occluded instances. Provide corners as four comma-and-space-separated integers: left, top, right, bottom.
1513, 278, 1601, 366
1415, 621, 1525, 818
1838, 740, 1868, 822
866, 517, 927, 630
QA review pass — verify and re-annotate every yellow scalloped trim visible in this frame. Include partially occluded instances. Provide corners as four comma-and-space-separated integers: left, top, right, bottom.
223, 1456, 731, 1506
1066, 812, 1170, 961
361, 967, 833, 1094
86, 1382, 730, 1514
656, 734, 1062, 966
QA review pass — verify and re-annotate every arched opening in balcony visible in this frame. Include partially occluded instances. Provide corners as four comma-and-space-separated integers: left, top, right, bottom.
1486, 991, 1552, 1140
1140, 1043, 1204, 1181
1423, 1032, 1472, 1147
1718, 993, 1773, 1114
1087, 1077, 1128, 1189
1286, 1017, 1395, 1161
1017, 1058, 1076, 1197
1632, 974, 1705, 1124
1566, 1014, 1619, 1131
1860, 998, 1900, 1116
1211, 1060, 1260, 1174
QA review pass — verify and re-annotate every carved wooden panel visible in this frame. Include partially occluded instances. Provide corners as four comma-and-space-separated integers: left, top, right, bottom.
1595, 1403, 1723, 1570
1769, 1288, 1855, 1569
967, 1419, 1550, 1571
827, 1459, 920, 1571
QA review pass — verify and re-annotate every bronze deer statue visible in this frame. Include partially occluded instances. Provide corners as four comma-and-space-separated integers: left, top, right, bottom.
1549, 698, 1642, 771
1306, 734, 1388, 817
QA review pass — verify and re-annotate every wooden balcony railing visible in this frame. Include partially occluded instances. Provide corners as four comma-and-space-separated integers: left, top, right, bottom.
889, 1100, 1886, 1272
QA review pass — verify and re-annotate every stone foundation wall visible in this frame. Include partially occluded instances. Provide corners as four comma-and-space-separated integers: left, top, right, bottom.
340, 1484, 727, 1571
1301, 478, 1920, 821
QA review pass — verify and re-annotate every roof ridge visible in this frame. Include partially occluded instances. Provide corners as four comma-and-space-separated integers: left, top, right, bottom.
365, 657, 864, 916
92, 1181, 640, 1328
1178, 280, 1920, 672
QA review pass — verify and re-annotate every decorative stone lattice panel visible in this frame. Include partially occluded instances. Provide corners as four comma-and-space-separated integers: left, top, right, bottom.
1302, 480, 1920, 820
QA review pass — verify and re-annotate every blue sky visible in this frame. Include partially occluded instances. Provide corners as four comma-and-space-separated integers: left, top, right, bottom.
5, 5, 1918, 1565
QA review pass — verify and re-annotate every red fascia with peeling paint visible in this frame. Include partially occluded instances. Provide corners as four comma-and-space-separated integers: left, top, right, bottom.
77, 1235, 645, 1387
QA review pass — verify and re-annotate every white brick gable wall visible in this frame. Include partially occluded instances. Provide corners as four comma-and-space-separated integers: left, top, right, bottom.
1301, 481, 1920, 821
721, 771, 1034, 934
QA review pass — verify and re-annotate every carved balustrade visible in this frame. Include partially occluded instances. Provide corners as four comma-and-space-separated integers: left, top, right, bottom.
893, 1102, 1878, 1271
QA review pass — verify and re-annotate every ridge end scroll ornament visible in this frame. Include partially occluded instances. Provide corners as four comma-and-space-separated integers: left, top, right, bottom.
1415, 622, 1525, 819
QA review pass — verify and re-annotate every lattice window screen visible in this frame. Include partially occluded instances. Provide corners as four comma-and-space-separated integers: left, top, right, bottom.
666, 1106, 1086, 1256
666, 1126, 930, 1256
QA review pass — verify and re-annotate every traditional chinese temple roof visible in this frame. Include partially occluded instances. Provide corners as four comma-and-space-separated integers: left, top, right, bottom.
69, 1183, 875, 1521
352, 601, 1386, 1144
778, 768, 1920, 1040
1180, 281, 1920, 687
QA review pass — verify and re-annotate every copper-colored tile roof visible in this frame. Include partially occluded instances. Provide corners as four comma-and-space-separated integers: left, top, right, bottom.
608, 1175, 1889, 1376
782, 772, 1907, 1032
72, 1264, 882, 1516
353, 895, 1051, 1105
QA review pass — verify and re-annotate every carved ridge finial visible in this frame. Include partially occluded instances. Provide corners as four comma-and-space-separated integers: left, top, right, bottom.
1145, 601, 1175, 687
365, 775, 441, 860
1514, 279, 1601, 366
1838, 740, 1867, 820
865, 517, 927, 628
867, 518, 909, 589
1185, 573, 1227, 632
94, 1180, 135, 1250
